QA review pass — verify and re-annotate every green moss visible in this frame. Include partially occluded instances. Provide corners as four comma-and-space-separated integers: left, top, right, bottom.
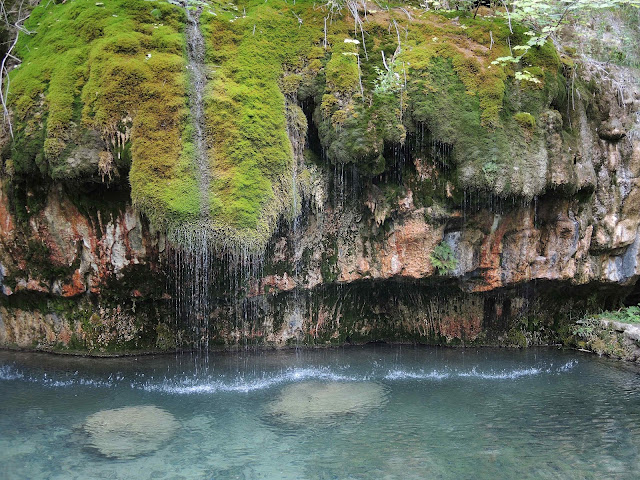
408, 56, 509, 188
325, 41, 360, 94
320, 235, 339, 283
514, 111, 536, 129
8, 0, 567, 252
9, 0, 197, 228
572, 317, 631, 359
199, 0, 328, 249
521, 40, 561, 71
505, 328, 528, 348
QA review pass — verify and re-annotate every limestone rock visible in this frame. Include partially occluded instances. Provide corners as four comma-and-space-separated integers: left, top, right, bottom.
83, 406, 179, 459
599, 119, 626, 142
53, 130, 107, 181
265, 381, 387, 425
2, 19, 640, 352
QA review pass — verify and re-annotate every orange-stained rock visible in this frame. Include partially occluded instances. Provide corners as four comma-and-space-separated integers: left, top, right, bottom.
261, 273, 296, 294
380, 213, 442, 279
0, 186, 14, 241
61, 270, 86, 297
0, 183, 158, 307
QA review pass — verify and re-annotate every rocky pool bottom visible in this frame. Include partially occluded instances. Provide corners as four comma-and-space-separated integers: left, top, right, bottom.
1, 346, 640, 480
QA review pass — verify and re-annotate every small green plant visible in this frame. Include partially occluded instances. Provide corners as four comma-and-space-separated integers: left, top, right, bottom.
514, 70, 542, 85
573, 318, 599, 341
481, 160, 500, 182
599, 305, 640, 324
373, 63, 403, 94
430, 241, 457, 275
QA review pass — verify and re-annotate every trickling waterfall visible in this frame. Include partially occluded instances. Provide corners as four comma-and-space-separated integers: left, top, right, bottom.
171, 2, 213, 351
184, 3, 210, 213
287, 100, 304, 344
170, 5, 311, 349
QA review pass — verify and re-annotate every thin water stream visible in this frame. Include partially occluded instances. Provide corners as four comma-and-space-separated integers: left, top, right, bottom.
171, 2, 214, 350
184, 1, 210, 214
2, 346, 640, 479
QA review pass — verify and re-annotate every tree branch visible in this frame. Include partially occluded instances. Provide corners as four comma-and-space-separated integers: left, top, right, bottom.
0, 0, 35, 139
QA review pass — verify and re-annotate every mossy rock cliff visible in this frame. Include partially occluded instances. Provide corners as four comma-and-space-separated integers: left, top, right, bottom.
4, 0, 567, 251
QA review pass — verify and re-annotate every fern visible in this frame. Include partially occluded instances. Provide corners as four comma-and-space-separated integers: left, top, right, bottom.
430, 241, 457, 275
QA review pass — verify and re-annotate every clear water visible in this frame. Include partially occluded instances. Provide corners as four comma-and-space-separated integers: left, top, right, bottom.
1, 346, 640, 480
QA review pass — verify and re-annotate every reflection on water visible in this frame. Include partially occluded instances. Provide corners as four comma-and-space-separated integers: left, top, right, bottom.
1, 346, 640, 479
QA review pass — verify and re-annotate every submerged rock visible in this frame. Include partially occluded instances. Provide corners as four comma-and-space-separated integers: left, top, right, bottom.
83, 405, 179, 459
265, 381, 387, 425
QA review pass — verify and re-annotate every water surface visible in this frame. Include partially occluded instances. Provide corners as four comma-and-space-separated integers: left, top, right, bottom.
1, 346, 639, 479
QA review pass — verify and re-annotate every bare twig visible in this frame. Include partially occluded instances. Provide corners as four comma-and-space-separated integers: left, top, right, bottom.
381, 50, 389, 71
399, 7, 411, 20
500, 0, 512, 34
356, 53, 364, 100
324, 15, 327, 49
391, 18, 401, 51
0, 28, 19, 138
0, 0, 35, 139
346, 0, 367, 60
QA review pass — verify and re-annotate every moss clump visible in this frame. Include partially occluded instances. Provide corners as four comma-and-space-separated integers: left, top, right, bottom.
8, 0, 199, 227
198, 0, 328, 249
505, 328, 528, 348
514, 111, 536, 129
572, 318, 632, 359
303, 7, 563, 198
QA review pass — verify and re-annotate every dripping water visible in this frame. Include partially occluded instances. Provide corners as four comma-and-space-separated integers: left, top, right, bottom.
171, 229, 212, 352
287, 97, 307, 348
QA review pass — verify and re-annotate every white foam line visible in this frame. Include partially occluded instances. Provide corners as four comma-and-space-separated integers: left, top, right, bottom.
0, 365, 114, 388
0, 365, 24, 381
0, 360, 579, 394
384, 369, 450, 380
384, 361, 577, 382
140, 367, 360, 395
457, 367, 542, 379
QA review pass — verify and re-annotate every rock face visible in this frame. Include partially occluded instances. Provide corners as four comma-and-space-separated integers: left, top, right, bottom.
0, 182, 169, 352
1, 15, 640, 353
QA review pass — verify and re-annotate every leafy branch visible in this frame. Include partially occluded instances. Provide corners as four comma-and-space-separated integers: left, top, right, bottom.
492, 0, 640, 76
